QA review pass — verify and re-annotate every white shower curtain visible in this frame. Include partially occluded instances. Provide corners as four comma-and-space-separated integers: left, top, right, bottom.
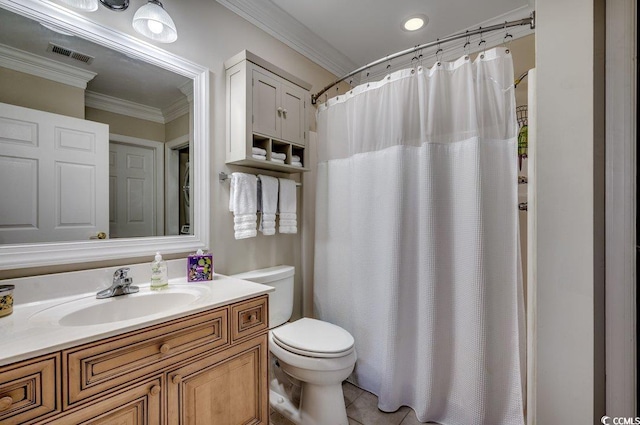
314, 48, 525, 425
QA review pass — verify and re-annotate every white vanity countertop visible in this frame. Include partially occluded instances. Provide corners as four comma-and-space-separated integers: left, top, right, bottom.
0, 274, 273, 367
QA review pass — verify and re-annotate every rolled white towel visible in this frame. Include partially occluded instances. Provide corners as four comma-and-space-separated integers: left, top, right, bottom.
252, 147, 267, 156
271, 152, 286, 160
291, 155, 301, 162
270, 158, 285, 164
291, 162, 302, 167
252, 154, 266, 160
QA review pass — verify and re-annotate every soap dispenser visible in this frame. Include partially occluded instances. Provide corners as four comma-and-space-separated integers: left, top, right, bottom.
151, 252, 168, 290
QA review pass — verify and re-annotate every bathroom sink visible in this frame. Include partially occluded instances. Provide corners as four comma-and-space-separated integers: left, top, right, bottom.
29, 285, 210, 327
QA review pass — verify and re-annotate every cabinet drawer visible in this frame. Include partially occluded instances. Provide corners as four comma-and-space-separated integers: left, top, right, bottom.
64, 307, 228, 407
45, 376, 162, 424
231, 296, 268, 343
0, 353, 61, 425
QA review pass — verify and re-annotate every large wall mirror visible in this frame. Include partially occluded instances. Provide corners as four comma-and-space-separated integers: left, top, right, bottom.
0, 0, 210, 270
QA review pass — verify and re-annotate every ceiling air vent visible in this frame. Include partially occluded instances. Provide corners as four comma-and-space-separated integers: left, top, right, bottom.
47, 43, 94, 64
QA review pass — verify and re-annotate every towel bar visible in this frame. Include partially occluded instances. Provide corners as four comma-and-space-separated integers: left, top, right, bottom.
219, 172, 302, 187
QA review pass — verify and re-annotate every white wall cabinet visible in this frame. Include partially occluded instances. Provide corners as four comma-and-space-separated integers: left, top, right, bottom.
225, 51, 311, 172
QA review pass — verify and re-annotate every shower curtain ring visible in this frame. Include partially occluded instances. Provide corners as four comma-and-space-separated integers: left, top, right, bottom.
478, 30, 487, 59
463, 32, 471, 59
503, 23, 513, 53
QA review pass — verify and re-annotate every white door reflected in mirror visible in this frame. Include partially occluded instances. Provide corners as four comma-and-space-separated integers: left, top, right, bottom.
0, 102, 109, 244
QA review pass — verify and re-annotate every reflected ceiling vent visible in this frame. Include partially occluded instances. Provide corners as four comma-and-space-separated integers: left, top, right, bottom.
47, 42, 94, 64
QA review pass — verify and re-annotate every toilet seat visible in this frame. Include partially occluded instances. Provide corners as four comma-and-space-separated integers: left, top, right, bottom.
271, 318, 355, 358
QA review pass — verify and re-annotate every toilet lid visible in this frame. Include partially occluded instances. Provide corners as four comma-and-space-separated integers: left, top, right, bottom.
271, 318, 355, 358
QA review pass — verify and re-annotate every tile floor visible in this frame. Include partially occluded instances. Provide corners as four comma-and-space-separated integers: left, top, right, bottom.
270, 381, 438, 425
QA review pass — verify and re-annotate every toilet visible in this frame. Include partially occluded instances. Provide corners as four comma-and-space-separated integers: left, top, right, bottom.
231, 265, 356, 425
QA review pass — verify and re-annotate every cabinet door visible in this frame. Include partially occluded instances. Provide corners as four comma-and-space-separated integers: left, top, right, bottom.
167, 335, 268, 425
252, 69, 281, 139
45, 377, 162, 425
280, 82, 306, 146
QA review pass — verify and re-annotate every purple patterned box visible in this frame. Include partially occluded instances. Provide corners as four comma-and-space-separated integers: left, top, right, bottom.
187, 251, 213, 282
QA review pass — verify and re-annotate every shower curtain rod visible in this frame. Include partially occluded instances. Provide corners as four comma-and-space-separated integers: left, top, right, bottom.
311, 12, 535, 104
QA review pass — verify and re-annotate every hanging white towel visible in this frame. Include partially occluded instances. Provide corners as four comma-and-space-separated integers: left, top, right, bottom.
228, 172, 257, 239
271, 152, 286, 160
252, 147, 267, 156
257, 175, 278, 235
278, 178, 297, 234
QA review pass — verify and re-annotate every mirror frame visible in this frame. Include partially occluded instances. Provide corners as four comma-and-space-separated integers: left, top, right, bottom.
0, 0, 210, 270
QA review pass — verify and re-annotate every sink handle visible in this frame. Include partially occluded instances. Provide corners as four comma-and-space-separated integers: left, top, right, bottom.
113, 267, 130, 283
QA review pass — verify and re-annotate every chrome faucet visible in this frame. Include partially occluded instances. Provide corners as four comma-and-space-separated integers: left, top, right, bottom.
96, 268, 139, 299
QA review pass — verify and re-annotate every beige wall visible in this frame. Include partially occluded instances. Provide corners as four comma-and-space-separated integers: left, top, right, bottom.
85, 107, 166, 141
0, 0, 338, 321
0, 67, 85, 118
165, 113, 189, 142
534, 0, 606, 422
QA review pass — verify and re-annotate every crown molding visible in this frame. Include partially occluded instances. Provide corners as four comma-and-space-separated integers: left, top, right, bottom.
162, 95, 189, 123
0, 43, 97, 89
216, 1, 534, 83
85, 90, 166, 123
215, 0, 357, 77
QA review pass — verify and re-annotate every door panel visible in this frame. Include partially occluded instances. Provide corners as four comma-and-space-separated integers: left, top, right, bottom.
0, 102, 109, 244
109, 142, 155, 238
167, 336, 268, 425
281, 83, 306, 145
252, 69, 280, 139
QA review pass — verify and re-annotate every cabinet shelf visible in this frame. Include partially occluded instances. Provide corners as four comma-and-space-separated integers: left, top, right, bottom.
227, 157, 310, 173
225, 50, 311, 173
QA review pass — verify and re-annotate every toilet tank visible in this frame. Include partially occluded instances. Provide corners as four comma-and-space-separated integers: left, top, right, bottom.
230, 265, 294, 329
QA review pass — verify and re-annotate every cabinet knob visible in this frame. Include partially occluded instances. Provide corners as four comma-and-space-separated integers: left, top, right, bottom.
277, 107, 283, 116
172, 375, 182, 384
149, 385, 161, 396
282, 109, 288, 118
160, 344, 171, 354
0, 396, 13, 411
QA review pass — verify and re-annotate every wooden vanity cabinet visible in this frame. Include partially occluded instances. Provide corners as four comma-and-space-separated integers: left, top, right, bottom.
0, 295, 269, 425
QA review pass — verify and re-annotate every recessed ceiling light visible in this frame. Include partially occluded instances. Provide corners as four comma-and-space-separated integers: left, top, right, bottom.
403, 15, 428, 32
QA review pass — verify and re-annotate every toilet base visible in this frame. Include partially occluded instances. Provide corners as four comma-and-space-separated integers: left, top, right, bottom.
299, 381, 349, 425
270, 382, 349, 425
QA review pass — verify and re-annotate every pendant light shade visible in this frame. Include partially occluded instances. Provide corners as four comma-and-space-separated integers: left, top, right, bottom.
132, 0, 177, 43
59, 0, 99, 12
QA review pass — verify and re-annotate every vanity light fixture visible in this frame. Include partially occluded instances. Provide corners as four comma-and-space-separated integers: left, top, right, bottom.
402, 14, 428, 32
132, 0, 178, 43
59, 0, 178, 43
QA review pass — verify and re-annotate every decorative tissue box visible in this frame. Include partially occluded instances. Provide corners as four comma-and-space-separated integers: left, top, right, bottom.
187, 251, 213, 282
